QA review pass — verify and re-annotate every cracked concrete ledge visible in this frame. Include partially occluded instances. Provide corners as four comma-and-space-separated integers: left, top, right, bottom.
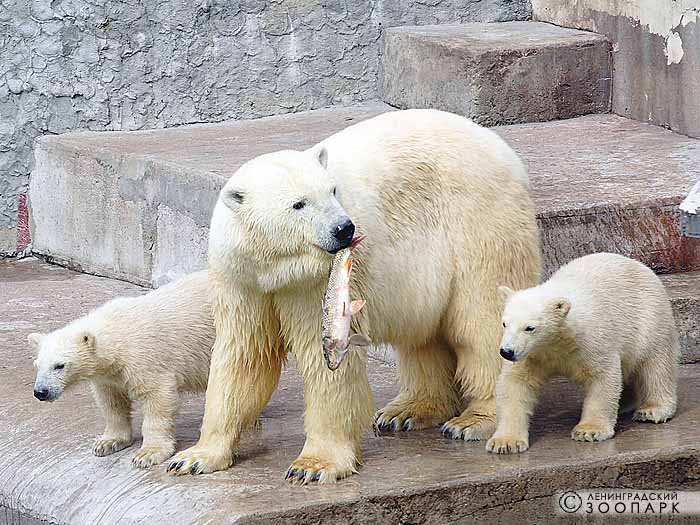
2, 259, 700, 524
29, 107, 700, 288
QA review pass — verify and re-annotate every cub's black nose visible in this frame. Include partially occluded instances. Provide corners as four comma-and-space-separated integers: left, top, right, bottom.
333, 219, 355, 243
499, 348, 516, 361
34, 388, 49, 401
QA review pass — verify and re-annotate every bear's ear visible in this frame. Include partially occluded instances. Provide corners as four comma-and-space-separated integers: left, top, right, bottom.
497, 286, 514, 303
221, 188, 244, 211
316, 146, 328, 170
550, 298, 571, 318
27, 333, 44, 348
79, 331, 96, 351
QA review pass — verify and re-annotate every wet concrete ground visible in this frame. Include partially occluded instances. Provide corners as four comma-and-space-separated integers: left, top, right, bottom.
1, 259, 700, 524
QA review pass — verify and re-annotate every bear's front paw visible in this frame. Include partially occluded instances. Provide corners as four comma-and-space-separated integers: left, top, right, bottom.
571, 422, 615, 442
132, 444, 175, 469
285, 455, 357, 485
93, 437, 133, 457
486, 435, 529, 454
166, 445, 233, 476
441, 411, 496, 441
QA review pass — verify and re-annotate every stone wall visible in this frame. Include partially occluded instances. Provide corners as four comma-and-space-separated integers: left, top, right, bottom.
0, 0, 531, 255
532, 0, 700, 139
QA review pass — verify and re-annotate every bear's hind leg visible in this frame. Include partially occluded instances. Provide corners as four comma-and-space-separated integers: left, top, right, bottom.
442, 331, 502, 441
375, 341, 460, 432
132, 379, 178, 468
91, 383, 133, 456
632, 354, 678, 424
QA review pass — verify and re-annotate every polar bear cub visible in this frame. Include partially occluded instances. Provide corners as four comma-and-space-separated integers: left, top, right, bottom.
29, 270, 214, 468
487, 253, 679, 454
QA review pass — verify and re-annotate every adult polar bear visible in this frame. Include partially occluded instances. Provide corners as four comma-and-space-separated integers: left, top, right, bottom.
168, 109, 541, 483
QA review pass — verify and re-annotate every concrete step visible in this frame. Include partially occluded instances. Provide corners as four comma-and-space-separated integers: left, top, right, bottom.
379, 21, 612, 125
29, 106, 700, 287
2, 259, 700, 524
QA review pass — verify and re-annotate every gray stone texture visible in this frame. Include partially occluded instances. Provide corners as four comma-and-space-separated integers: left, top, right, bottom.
379, 21, 612, 125
29, 107, 700, 288
532, 0, 700, 139
0, 0, 532, 255
2, 258, 700, 523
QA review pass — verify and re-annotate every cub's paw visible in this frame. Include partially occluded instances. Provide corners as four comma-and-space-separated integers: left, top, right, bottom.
633, 404, 676, 424
132, 445, 175, 469
374, 398, 449, 433
285, 455, 357, 485
571, 422, 614, 442
93, 437, 133, 457
441, 411, 496, 441
166, 446, 233, 476
486, 435, 529, 454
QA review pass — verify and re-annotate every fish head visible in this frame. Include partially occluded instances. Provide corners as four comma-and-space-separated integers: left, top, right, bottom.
323, 337, 350, 371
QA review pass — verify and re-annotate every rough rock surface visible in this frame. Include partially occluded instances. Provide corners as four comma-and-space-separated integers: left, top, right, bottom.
0, 0, 531, 254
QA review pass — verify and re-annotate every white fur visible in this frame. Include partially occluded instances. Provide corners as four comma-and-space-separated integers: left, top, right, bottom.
487, 253, 679, 454
168, 109, 540, 482
29, 270, 214, 468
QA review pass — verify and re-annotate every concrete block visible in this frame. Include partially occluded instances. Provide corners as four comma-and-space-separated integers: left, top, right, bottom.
379, 21, 611, 125
29, 103, 392, 287
532, 0, 700, 139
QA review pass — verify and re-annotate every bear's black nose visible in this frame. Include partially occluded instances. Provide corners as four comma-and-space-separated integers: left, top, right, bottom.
333, 219, 355, 243
34, 388, 49, 401
499, 348, 516, 361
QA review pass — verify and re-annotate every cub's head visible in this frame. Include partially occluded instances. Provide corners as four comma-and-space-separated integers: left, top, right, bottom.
211, 147, 355, 268
498, 286, 571, 362
28, 330, 97, 402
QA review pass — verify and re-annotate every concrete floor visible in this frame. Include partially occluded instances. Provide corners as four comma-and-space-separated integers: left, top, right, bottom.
2, 259, 700, 524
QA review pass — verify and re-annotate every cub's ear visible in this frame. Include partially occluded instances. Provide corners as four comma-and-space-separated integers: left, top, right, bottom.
221, 188, 244, 210
550, 298, 571, 318
497, 286, 514, 303
316, 146, 328, 170
27, 333, 44, 348
79, 332, 96, 351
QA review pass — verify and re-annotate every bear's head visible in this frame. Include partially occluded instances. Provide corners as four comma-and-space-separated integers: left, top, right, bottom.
498, 286, 571, 362
209, 147, 356, 291
28, 329, 97, 402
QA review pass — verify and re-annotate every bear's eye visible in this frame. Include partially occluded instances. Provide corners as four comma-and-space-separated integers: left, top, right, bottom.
228, 191, 244, 204
524, 326, 535, 332
332, 187, 337, 196
502, 322, 506, 328
54, 363, 65, 371
292, 200, 306, 210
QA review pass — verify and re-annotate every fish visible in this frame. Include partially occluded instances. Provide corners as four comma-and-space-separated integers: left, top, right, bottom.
322, 235, 371, 371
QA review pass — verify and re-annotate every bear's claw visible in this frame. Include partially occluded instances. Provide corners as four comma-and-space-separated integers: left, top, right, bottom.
93, 437, 132, 457
571, 422, 615, 442
285, 456, 355, 485
131, 445, 174, 468
633, 404, 676, 424
166, 446, 234, 476
441, 412, 496, 441
485, 435, 529, 454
